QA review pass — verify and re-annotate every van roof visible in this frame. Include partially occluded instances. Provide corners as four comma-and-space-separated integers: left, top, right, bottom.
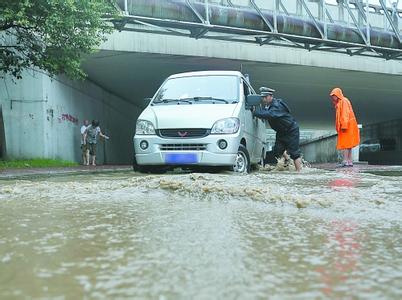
168, 70, 243, 79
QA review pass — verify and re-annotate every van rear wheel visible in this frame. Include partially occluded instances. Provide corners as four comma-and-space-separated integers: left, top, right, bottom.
233, 145, 250, 173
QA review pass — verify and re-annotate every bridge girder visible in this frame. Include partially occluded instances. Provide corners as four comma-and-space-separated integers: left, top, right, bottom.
112, 0, 402, 61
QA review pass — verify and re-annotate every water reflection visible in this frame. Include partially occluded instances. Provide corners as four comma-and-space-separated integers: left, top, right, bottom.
329, 178, 357, 188
317, 221, 361, 297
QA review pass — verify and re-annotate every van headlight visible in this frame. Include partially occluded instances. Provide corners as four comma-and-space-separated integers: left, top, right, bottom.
211, 118, 240, 134
136, 120, 156, 135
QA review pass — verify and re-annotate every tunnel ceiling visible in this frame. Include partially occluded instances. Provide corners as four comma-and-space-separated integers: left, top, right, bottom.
82, 50, 402, 129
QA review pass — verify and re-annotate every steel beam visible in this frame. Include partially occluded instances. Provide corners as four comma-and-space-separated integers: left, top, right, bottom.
322, 0, 327, 39
345, 0, 369, 46
190, 27, 210, 39
279, 0, 289, 16
185, 0, 206, 24
255, 36, 276, 46
365, 0, 370, 46
204, 0, 210, 25
347, 47, 367, 56
114, 1, 402, 60
124, 0, 128, 15
325, 7, 334, 23
386, 52, 402, 60
353, 0, 367, 23
309, 42, 325, 51
379, 0, 401, 44
297, 0, 325, 38
249, 0, 274, 33
113, 19, 128, 31
129, 19, 189, 36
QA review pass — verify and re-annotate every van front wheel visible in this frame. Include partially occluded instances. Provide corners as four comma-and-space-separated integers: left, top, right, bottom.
233, 145, 251, 173
133, 155, 140, 172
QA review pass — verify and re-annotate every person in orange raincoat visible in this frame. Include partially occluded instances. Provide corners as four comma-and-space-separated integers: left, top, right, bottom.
330, 88, 360, 167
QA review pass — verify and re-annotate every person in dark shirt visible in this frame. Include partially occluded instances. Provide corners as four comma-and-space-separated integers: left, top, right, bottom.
253, 87, 302, 171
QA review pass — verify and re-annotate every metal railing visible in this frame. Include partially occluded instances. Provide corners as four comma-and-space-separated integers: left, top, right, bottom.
112, 0, 402, 60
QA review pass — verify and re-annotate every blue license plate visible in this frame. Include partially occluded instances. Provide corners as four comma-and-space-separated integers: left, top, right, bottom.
165, 153, 198, 164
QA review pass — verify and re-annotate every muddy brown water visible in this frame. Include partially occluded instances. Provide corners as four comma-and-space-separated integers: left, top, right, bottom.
1, 168, 402, 299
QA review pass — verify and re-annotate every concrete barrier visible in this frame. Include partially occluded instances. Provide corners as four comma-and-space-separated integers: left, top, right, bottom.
300, 133, 338, 163
300, 133, 361, 163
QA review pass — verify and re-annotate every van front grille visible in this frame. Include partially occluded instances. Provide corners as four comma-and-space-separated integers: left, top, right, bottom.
158, 128, 209, 138
160, 144, 207, 151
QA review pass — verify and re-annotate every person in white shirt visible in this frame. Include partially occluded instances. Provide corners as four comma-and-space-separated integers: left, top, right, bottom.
85, 120, 109, 166
80, 120, 90, 165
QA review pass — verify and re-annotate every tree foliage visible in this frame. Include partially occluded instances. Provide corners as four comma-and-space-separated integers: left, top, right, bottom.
0, 0, 117, 79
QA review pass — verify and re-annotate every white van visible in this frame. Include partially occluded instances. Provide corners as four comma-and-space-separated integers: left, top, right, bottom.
133, 71, 267, 173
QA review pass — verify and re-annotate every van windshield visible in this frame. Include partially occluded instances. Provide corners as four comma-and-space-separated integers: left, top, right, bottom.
152, 75, 239, 105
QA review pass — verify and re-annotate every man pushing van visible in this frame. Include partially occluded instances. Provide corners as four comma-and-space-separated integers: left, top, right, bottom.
253, 87, 302, 172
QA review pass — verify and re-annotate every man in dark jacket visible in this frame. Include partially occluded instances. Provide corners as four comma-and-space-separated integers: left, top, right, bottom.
253, 87, 302, 171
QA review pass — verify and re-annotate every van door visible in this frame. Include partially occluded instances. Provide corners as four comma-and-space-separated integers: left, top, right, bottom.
255, 117, 267, 163
245, 81, 266, 163
242, 80, 258, 162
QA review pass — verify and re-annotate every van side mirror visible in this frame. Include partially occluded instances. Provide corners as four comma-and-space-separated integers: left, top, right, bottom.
246, 94, 261, 109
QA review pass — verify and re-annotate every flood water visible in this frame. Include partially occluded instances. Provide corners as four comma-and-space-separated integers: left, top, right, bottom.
1, 168, 402, 299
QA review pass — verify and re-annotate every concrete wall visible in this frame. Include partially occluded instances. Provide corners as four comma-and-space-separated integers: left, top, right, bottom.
359, 119, 402, 164
300, 133, 360, 163
102, 30, 402, 76
1, 73, 46, 159
0, 71, 142, 164
361, 119, 402, 151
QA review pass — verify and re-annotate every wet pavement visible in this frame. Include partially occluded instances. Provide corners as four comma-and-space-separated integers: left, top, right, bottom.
1, 164, 402, 299
0, 165, 132, 179
2, 162, 401, 179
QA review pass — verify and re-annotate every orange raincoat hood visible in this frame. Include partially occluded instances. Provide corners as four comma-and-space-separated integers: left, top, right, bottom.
330, 87, 344, 100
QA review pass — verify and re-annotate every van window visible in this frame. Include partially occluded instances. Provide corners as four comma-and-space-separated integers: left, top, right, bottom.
153, 75, 239, 104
